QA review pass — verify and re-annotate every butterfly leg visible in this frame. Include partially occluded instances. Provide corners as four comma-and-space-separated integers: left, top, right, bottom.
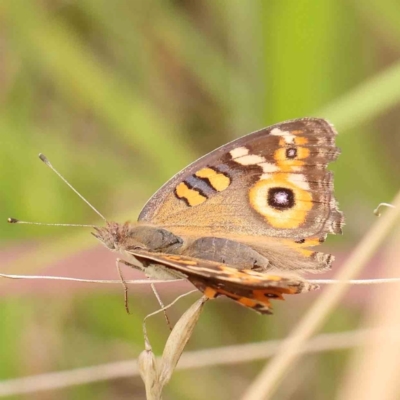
116, 258, 174, 329
115, 258, 167, 315
116, 258, 136, 314
142, 289, 198, 343
150, 283, 172, 331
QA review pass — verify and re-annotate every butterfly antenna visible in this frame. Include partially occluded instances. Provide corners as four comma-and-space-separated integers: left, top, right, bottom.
7, 217, 95, 228
38, 153, 107, 222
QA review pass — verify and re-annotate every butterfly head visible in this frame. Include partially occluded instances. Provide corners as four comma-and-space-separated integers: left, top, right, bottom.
92, 222, 183, 254
92, 221, 131, 252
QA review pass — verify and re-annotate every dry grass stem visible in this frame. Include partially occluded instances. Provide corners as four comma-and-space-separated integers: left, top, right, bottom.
138, 347, 160, 400
0, 326, 399, 397
5, 272, 400, 286
1, 325, 400, 398
142, 290, 199, 344
241, 188, 400, 400
138, 296, 206, 399
0, 273, 182, 285
338, 226, 400, 400
158, 296, 207, 386
373, 202, 395, 216
310, 278, 400, 285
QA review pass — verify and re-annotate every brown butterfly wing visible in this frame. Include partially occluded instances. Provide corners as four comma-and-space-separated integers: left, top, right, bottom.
138, 118, 343, 243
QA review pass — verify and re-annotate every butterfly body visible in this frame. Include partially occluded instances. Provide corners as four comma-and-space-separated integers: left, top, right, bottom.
93, 118, 344, 314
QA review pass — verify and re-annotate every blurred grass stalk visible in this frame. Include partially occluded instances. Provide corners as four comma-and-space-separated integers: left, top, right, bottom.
317, 59, 400, 131
338, 226, 400, 400
1, 324, 400, 397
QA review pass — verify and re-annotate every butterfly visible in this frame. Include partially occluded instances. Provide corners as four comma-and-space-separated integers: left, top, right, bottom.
92, 118, 344, 314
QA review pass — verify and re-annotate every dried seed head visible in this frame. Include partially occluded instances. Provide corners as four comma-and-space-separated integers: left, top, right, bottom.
159, 296, 207, 386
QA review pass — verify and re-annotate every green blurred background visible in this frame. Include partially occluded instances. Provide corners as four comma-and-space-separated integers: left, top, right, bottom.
1, 1, 400, 399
